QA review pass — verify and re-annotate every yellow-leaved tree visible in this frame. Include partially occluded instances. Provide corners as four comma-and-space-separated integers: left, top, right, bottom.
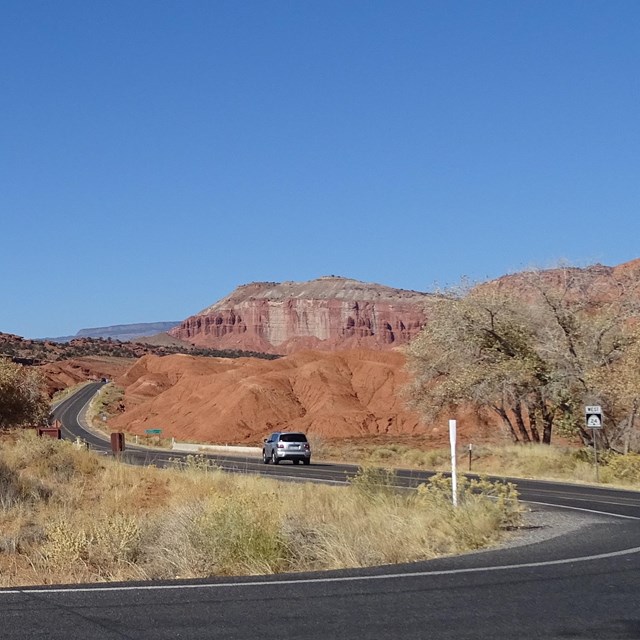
406, 267, 640, 450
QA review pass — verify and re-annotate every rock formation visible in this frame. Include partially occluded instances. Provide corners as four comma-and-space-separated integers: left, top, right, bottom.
169, 276, 432, 354
485, 259, 640, 304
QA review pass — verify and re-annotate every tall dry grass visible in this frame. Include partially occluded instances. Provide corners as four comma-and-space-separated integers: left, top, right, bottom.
322, 440, 640, 488
0, 432, 520, 587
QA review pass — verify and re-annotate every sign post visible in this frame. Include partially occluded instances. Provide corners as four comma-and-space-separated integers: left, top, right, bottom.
585, 405, 603, 483
449, 419, 458, 507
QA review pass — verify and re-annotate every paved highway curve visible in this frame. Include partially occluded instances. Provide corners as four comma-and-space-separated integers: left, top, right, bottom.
1, 383, 639, 639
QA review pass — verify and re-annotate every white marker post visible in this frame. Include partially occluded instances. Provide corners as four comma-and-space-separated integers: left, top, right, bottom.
449, 419, 458, 507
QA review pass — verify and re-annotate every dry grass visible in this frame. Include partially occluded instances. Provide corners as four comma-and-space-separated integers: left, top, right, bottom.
88, 383, 123, 428
321, 440, 640, 488
0, 432, 520, 587
51, 381, 93, 406
87, 385, 173, 449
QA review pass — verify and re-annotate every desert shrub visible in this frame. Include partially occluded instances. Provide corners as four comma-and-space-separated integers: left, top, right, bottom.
414, 448, 450, 469
40, 513, 144, 579
571, 447, 615, 465
90, 514, 142, 564
181, 454, 220, 473
606, 453, 640, 484
144, 491, 289, 578
307, 434, 330, 460
0, 508, 43, 556
1, 431, 103, 482
0, 459, 49, 510
41, 521, 90, 570
188, 494, 288, 575
348, 465, 397, 500
416, 473, 521, 543
369, 447, 397, 461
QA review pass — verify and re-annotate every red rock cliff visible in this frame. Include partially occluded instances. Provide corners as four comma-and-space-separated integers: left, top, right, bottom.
169, 276, 431, 354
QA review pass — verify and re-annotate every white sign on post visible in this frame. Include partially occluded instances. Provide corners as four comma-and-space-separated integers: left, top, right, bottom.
585, 405, 603, 430
585, 405, 603, 483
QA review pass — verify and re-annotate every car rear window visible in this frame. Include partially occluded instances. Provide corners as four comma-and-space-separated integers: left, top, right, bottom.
280, 433, 308, 443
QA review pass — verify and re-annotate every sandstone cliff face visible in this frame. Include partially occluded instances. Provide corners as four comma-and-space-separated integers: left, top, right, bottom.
169, 277, 431, 354
486, 259, 640, 304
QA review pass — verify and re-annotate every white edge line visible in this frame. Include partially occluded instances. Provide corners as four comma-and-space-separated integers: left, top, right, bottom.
524, 500, 640, 520
3, 542, 640, 596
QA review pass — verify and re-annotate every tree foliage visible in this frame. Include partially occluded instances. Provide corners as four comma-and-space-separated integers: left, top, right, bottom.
407, 267, 640, 449
0, 358, 49, 430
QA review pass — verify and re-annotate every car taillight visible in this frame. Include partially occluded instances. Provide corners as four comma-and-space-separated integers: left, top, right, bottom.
277, 443, 285, 449
304, 443, 310, 449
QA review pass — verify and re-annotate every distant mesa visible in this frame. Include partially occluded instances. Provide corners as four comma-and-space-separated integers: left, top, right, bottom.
168, 262, 640, 355
48, 322, 181, 343
169, 276, 432, 354
23, 260, 640, 357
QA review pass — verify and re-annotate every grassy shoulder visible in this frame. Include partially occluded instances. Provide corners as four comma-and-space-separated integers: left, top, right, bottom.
0, 432, 520, 587
86, 384, 174, 448
314, 439, 640, 488
51, 381, 94, 406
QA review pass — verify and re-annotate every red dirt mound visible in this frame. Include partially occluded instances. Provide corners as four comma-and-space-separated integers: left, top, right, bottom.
40, 357, 133, 396
109, 350, 435, 444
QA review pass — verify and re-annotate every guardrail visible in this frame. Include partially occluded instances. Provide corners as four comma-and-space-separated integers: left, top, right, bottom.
171, 442, 262, 455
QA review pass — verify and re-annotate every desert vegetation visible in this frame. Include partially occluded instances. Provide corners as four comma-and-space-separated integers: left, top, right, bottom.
407, 267, 640, 452
0, 359, 49, 429
90, 383, 124, 423
0, 432, 519, 587
0, 332, 279, 368
319, 440, 640, 487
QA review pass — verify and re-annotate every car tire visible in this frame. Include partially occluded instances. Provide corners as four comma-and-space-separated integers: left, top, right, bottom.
293, 459, 300, 465
303, 458, 311, 465
271, 451, 279, 465
262, 450, 269, 464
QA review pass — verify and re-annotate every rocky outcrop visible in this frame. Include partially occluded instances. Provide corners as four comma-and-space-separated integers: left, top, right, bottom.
169, 276, 432, 354
485, 259, 640, 304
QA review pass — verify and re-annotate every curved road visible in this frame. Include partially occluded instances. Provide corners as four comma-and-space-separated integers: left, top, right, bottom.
52, 382, 640, 519
2, 383, 637, 639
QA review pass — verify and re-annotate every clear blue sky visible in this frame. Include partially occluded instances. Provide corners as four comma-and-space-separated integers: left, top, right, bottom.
2, 0, 639, 338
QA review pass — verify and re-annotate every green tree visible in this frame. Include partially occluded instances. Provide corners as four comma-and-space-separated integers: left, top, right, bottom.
0, 358, 49, 429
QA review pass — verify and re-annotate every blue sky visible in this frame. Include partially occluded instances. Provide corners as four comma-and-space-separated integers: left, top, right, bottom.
2, 0, 639, 338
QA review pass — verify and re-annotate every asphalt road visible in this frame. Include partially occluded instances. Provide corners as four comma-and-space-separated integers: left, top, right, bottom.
6, 382, 637, 639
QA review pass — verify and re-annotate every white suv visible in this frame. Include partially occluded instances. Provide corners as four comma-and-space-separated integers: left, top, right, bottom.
263, 432, 311, 465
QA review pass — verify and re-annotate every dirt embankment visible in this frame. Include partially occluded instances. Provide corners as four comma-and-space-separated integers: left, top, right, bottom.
107, 349, 493, 446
